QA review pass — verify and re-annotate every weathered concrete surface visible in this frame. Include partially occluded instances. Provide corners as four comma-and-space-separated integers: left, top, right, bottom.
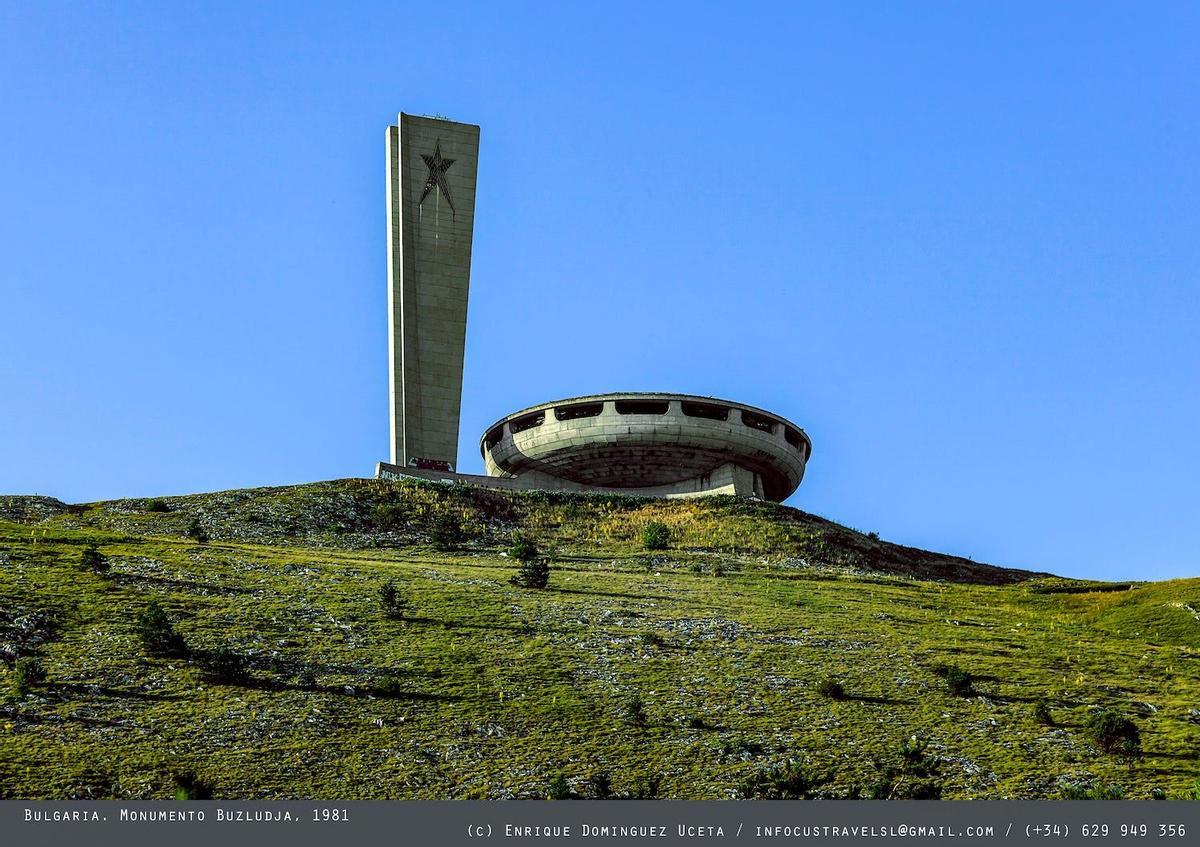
386, 113, 480, 472
376, 460, 756, 499
477, 393, 811, 502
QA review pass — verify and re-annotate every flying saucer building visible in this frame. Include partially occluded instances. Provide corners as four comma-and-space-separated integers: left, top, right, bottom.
376, 112, 810, 502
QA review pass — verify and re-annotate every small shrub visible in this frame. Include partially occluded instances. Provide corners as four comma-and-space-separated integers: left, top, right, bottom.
641, 522, 670, 551
1189, 778, 1200, 801
1085, 709, 1140, 755
586, 771, 613, 799
719, 738, 765, 761
931, 663, 974, 696
1059, 782, 1124, 800
1115, 735, 1144, 771
145, 499, 170, 513
868, 736, 943, 800
375, 676, 406, 698
186, 518, 209, 544
740, 758, 832, 799
546, 775, 572, 800
817, 676, 846, 700
712, 563, 725, 577
686, 715, 711, 730
1151, 788, 1167, 800
867, 531, 880, 540
689, 562, 704, 575
173, 771, 213, 800
378, 579, 409, 619
135, 602, 187, 657
80, 545, 109, 574
508, 536, 539, 561
641, 632, 666, 649
628, 774, 661, 799
430, 511, 464, 551
1033, 699, 1055, 726
510, 557, 549, 590
202, 646, 250, 685
624, 694, 648, 726
295, 668, 317, 689
12, 656, 45, 696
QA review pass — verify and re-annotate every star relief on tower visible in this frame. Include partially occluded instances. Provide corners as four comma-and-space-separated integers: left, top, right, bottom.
419, 140, 456, 216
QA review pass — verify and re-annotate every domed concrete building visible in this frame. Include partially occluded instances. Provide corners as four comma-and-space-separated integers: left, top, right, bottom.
375, 112, 811, 502
480, 393, 809, 501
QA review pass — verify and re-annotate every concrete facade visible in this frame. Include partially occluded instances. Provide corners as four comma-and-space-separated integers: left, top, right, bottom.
376, 112, 812, 503
375, 460, 760, 500
479, 393, 811, 502
386, 113, 480, 471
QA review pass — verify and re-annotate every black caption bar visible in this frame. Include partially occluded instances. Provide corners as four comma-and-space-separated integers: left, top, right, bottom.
5, 800, 1196, 847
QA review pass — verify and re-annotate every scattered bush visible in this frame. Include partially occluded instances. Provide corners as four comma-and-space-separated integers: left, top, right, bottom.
740, 758, 832, 799
295, 668, 317, 689
1151, 788, 1167, 800
1059, 782, 1124, 800
624, 694, 648, 727
135, 602, 187, 657
931, 663, 974, 696
689, 562, 704, 575
1085, 709, 1141, 756
867, 531, 880, 541
80, 545, 109, 574
1033, 699, 1055, 726
719, 738, 765, 762
641, 522, 671, 551
641, 632, 666, 649
1189, 778, 1200, 801
186, 518, 209, 544
628, 775, 661, 799
817, 676, 846, 700
508, 536, 539, 561
378, 579, 409, 619
12, 656, 45, 696
202, 646, 250, 685
145, 499, 170, 513
586, 771, 613, 799
173, 772, 213, 800
1115, 734, 1144, 771
868, 736, 943, 800
685, 715, 711, 730
430, 511, 465, 551
375, 676, 406, 698
712, 563, 725, 577
546, 775, 572, 800
510, 557, 549, 590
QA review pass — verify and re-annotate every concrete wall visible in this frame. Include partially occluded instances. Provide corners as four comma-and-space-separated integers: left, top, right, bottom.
386, 113, 480, 471
479, 393, 810, 502
376, 461, 758, 499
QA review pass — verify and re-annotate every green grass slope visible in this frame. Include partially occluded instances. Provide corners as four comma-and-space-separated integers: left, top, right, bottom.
0, 479, 1197, 799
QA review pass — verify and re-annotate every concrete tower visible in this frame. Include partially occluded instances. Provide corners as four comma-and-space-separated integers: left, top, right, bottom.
385, 113, 480, 471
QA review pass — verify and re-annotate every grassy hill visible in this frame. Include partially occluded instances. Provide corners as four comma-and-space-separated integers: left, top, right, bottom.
1, 478, 1197, 799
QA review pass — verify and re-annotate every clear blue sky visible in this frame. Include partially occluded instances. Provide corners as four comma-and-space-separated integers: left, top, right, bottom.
1, 3, 1197, 581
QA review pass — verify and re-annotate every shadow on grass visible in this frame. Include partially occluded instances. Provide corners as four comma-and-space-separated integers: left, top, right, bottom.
47, 682, 185, 703
1, 707, 132, 730
984, 692, 1044, 705
842, 693, 916, 706
201, 673, 459, 702
547, 586, 677, 603
397, 615, 531, 634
